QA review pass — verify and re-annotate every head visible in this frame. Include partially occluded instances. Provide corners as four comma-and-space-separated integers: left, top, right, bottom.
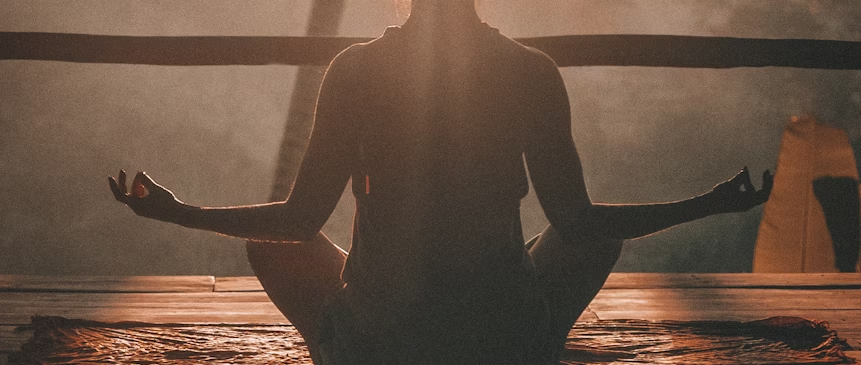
395, 0, 483, 23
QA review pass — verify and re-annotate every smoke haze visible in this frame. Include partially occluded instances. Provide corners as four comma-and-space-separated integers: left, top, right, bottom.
1, 1, 859, 275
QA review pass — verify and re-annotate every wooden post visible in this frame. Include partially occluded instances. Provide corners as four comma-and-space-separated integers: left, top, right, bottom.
269, 1, 347, 201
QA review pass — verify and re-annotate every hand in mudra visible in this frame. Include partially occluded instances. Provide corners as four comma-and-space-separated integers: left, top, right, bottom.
708, 167, 774, 213
109, 170, 183, 222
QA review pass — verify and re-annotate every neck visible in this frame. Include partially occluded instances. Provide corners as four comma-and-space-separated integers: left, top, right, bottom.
403, 1, 481, 30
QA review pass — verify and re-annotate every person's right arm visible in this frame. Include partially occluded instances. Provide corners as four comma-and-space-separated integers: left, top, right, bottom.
108, 47, 362, 243
523, 51, 772, 242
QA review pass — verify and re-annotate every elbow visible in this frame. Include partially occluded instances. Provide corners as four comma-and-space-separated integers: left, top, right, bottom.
263, 201, 322, 243
271, 219, 320, 243
548, 204, 610, 243
575, 204, 627, 241
292, 229, 320, 243
581, 204, 615, 240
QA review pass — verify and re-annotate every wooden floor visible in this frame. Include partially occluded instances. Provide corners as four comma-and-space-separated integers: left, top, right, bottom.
1, 273, 860, 363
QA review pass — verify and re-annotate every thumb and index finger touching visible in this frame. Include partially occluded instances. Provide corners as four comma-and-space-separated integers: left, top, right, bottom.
109, 170, 159, 203
738, 166, 756, 192
732, 166, 773, 194
731, 167, 773, 206
132, 171, 157, 197
718, 167, 773, 209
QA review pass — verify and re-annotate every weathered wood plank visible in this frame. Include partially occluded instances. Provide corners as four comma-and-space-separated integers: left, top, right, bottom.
0, 304, 288, 326
0, 291, 271, 303
2, 282, 836, 327
0, 292, 275, 320
0, 275, 215, 293
216, 273, 861, 292
590, 288, 861, 310
588, 287, 861, 347
16, 273, 849, 293
2, 32, 861, 69
0, 291, 599, 326
590, 309, 861, 346
0, 325, 31, 353
838, 331, 861, 349
0, 291, 282, 325
578, 306, 599, 322
0, 311, 289, 327
215, 276, 264, 292
2, 275, 859, 355
589, 308, 861, 324
603, 273, 861, 289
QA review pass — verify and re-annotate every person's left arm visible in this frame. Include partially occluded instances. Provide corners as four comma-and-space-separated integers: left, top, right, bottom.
523, 48, 772, 243
588, 167, 772, 240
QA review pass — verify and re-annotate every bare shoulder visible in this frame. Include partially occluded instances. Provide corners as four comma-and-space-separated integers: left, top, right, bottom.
328, 27, 397, 69
485, 26, 554, 62
325, 43, 367, 77
488, 29, 560, 79
324, 30, 404, 84
523, 45, 560, 72
520, 45, 562, 85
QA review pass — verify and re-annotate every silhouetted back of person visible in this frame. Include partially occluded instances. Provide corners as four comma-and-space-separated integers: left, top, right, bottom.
310, 21, 561, 363
339, 21, 552, 299
109, 1, 772, 363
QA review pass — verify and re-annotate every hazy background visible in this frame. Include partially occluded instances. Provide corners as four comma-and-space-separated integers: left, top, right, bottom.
2, 0, 859, 275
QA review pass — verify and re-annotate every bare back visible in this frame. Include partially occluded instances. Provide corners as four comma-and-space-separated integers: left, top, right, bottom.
297, 23, 567, 303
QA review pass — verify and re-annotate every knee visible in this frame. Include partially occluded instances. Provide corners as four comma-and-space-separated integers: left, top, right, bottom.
529, 225, 623, 271
533, 225, 623, 253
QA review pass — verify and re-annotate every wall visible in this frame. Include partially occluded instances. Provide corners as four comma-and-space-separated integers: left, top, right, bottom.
1, 0, 859, 274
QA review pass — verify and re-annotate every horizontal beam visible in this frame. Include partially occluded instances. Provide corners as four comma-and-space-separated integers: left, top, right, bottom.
0, 32, 367, 66
2, 32, 861, 69
528, 34, 861, 69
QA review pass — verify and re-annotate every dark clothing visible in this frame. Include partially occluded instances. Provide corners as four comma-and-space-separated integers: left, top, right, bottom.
319, 266, 551, 364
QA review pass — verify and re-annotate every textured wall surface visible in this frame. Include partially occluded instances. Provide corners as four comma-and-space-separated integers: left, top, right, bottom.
1, 0, 859, 275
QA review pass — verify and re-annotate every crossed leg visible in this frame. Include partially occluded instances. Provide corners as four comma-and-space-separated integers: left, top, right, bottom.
246, 226, 621, 364
245, 232, 347, 363
528, 225, 624, 361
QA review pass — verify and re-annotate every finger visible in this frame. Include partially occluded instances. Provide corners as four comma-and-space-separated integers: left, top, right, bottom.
108, 176, 128, 203
139, 172, 159, 191
756, 170, 774, 203
740, 167, 755, 192
132, 172, 150, 198
762, 170, 774, 190
728, 168, 745, 184
118, 170, 128, 195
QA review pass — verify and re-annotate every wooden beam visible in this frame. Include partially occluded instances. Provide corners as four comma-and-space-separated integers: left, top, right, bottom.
525, 34, 861, 69
0, 32, 366, 66
2, 32, 860, 69
269, 0, 346, 201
